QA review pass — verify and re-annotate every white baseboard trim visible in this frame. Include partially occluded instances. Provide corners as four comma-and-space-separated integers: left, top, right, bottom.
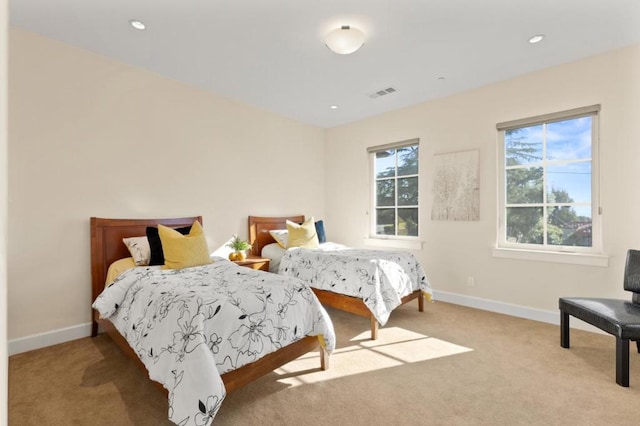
8, 322, 92, 356
433, 290, 606, 335
8, 291, 608, 356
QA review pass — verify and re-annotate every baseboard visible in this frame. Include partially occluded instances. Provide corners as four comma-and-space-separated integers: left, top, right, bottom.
433, 290, 606, 334
8, 291, 606, 356
8, 322, 92, 356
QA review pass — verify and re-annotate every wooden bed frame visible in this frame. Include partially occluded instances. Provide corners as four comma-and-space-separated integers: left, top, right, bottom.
90, 216, 328, 396
248, 215, 424, 340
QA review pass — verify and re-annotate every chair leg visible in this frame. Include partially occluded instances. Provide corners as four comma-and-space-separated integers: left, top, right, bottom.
616, 337, 630, 387
560, 311, 570, 348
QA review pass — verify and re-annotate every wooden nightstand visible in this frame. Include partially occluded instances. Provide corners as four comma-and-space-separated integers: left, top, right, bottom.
233, 255, 270, 272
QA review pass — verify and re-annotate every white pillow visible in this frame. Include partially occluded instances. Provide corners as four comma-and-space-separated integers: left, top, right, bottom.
269, 229, 288, 248
261, 243, 286, 273
122, 236, 151, 266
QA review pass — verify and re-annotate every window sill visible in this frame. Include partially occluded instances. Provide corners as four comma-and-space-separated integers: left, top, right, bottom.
492, 247, 609, 267
363, 237, 423, 250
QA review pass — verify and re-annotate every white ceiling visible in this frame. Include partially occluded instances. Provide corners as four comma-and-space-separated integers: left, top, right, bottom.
9, 0, 640, 128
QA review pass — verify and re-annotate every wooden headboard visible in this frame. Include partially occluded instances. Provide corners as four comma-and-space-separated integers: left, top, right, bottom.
248, 215, 305, 256
90, 216, 201, 311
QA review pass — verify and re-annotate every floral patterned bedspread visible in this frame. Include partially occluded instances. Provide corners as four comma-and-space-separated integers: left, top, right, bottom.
93, 260, 335, 426
278, 243, 432, 325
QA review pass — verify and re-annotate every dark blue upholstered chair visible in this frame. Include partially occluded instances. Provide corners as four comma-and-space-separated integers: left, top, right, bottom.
559, 249, 640, 387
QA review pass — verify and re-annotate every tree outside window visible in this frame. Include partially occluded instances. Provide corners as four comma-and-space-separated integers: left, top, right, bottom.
372, 142, 419, 237
499, 108, 598, 251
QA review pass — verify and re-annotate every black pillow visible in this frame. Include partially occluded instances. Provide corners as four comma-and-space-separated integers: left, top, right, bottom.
146, 225, 192, 266
315, 220, 327, 244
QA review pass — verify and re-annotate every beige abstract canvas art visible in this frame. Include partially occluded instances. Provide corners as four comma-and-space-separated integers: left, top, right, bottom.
431, 149, 480, 221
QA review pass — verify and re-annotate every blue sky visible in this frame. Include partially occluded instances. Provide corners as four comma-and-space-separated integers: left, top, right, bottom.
506, 116, 593, 205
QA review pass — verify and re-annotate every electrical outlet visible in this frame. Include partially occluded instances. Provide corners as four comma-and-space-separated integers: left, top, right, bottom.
467, 276, 475, 287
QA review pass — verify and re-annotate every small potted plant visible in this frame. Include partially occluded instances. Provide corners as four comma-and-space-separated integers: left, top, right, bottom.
227, 235, 251, 261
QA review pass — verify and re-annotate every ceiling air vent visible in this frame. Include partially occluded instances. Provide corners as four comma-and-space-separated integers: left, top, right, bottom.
369, 87, 398, 99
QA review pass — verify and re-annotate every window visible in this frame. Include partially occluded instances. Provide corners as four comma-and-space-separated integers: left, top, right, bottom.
368, 139, 419, 238
497, 105, 600, 253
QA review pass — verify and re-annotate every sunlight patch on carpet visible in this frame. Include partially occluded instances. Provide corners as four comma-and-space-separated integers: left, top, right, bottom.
273, 327, 472, 386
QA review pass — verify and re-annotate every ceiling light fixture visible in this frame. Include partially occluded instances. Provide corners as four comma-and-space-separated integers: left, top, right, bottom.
129, 20, 146, 30
330, 105, 338, 110
325, 25, 365, 55
528, 34, 545, 44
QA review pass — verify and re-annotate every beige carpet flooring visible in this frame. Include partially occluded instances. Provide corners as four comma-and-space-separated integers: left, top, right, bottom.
9, 301, 640, 425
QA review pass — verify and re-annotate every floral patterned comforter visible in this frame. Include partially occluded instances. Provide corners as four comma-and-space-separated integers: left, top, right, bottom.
278, 243, 432, 325
92, 260, 335, 426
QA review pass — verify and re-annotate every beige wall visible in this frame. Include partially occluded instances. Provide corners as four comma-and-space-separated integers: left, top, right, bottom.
8, 29, 326, 339
325, 44, 640, 311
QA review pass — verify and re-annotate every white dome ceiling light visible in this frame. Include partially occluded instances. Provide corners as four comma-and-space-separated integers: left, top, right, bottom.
325, 25, 365, 55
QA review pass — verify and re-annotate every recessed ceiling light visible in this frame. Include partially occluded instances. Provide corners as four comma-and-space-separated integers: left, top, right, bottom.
330, 105, 338, 110
129, 20, 146, 30
528, 34, 545, 44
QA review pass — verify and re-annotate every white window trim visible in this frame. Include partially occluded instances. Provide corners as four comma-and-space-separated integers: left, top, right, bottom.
363, 236, 423, 250
495, 105, 606, 264
367, 138, 421, 246
492, 247, 608, 267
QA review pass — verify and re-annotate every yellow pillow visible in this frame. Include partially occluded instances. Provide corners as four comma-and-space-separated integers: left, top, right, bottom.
286, 217, 320, 248
158, 221, 212, 270
105, 257, 136, 287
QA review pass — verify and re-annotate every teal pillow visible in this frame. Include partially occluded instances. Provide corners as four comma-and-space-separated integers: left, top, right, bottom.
315, 220, 327, 243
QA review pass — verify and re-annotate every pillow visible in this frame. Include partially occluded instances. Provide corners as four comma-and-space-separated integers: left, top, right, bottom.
105, 257, 137, 286
122, 236, 151, 266
287, 216, 320, 248
261, 242, 286, 273
158, 220, 212, 270
147, 225, 192, 266
269, 229, 289, 248
315, 220, 327, 244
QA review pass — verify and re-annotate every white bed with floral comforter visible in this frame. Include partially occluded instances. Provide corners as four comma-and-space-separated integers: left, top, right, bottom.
93, 260, 335, 426
278, 243, 432, 326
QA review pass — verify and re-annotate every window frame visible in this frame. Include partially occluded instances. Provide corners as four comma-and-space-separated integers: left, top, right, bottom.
496, 105, 602, 255
368, 138, 420, 240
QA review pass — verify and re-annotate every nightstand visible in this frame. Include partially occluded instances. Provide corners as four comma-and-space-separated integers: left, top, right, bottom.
233, 255, 270, 272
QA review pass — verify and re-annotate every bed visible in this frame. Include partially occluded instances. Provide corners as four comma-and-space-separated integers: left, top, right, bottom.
248, 215, 432, 340
90, 216, 335, 426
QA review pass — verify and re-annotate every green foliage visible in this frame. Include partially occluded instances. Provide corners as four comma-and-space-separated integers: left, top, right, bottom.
374, 146, 419, 237
505, 128, 541, 166
376, 146, 419, 178
506, 167, 543, 204
399, 214, 418, 236
546, 223, 565, 245
505, 130, 591, 247
506, 207, 543, 244
226, 235, 251, 251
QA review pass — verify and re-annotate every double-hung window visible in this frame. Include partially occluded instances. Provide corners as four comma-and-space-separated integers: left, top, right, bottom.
368, 139, 420, 238
496, 105, 601, 255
